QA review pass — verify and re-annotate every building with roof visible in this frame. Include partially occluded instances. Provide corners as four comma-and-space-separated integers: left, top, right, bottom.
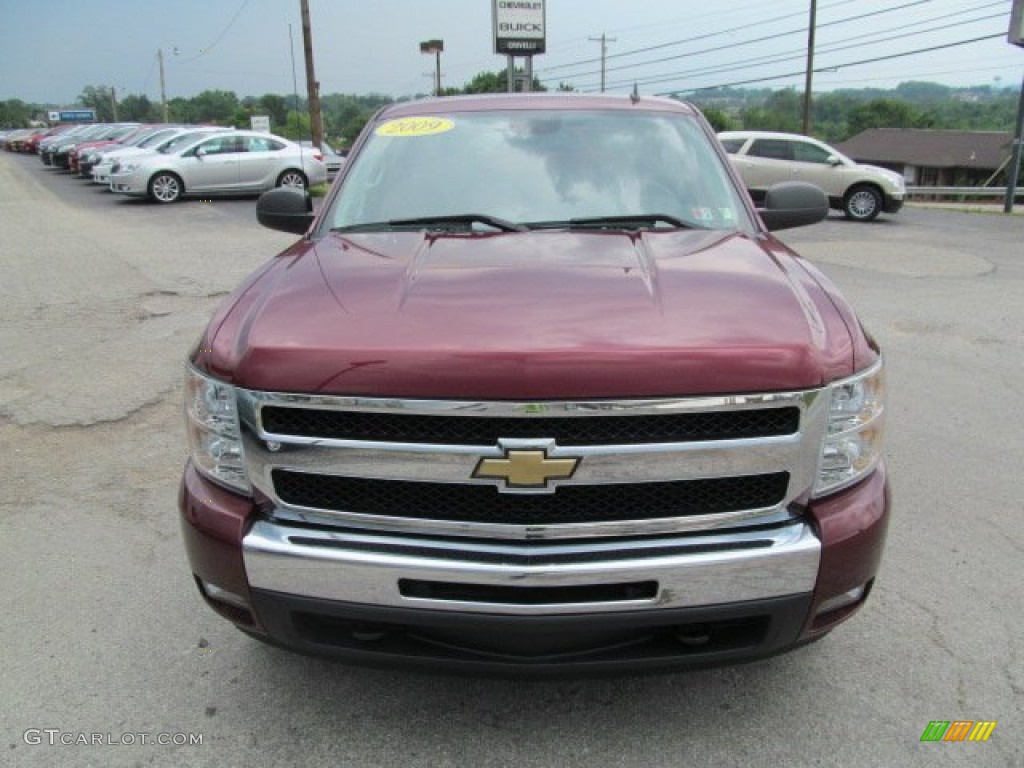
835, 128, 1014, 188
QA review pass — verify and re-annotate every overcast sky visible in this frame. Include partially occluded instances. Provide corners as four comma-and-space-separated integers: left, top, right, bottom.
2, 0, 1021, 105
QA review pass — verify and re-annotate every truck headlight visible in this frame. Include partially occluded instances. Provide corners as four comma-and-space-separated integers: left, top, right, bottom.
185, 365, 250, 494
814, 359, 885, 496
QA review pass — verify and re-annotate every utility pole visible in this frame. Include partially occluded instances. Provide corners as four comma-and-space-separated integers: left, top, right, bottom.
589, 33, 616, 93
110, 87, 119, 122
300, 0, 324, 150
1004, 72, 1024, 213
802, 0, 817, 134
158, 48, 168, 122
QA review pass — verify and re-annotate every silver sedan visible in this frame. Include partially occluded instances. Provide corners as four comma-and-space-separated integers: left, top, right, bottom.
108, 130, 327, 203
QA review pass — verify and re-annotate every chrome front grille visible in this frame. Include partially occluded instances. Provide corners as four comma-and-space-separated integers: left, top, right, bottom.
237, 390, 829, 540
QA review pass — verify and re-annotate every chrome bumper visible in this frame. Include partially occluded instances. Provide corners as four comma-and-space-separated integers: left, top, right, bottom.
243, 519, 821, 616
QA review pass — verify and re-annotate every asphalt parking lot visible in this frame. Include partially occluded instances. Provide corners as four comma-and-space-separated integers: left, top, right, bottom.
2, 151, 1022, 768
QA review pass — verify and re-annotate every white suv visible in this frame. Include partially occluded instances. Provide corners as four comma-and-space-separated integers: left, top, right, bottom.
718, 130, 905, 222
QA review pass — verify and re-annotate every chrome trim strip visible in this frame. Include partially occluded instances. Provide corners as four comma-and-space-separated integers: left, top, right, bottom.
239, 389, 818, 419
265, 502, 796, 541
243, 519, 821, 615
242, 434, 803, 488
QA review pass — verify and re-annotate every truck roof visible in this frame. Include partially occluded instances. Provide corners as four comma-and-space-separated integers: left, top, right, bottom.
379, 93, 699, 118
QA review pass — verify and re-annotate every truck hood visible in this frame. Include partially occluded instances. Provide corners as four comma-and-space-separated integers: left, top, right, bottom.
207, 229, 856, 398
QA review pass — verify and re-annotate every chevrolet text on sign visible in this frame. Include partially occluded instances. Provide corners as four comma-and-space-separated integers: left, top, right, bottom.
493, 0, 546, 54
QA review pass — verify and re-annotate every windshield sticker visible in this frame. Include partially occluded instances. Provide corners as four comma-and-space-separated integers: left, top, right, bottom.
376, 117, 454, 137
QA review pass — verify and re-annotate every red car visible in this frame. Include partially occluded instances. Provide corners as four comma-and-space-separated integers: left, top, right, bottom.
181, 94, 889, 675
68, 124, 146, 176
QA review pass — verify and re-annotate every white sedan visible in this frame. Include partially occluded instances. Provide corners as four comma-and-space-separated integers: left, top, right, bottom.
109, 130, 327, 203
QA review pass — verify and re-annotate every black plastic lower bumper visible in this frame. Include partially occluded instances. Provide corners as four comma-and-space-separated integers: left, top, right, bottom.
248, 589, 814, 676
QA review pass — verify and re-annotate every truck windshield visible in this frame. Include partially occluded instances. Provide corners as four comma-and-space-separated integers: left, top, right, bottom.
325, 109, 752, 233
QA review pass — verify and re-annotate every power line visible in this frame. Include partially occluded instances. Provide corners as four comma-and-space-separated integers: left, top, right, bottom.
572, 7, 1006, 93
139, 57, 157, 96
812, 61, 1024, 87
178, 0, 251, 63
653, 32, 1005, 95
537, 0, 929, 77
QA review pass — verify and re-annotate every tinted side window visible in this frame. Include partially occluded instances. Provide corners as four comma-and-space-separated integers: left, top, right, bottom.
247, 137, 285, 152
719, 138, 744, 154
748, 139, 793, 161
200, 136, 245, 155
792, 141, 833, 164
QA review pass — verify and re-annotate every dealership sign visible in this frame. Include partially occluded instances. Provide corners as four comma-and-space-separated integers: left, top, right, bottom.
47, 109, 96, 123
493, 0, 545, 55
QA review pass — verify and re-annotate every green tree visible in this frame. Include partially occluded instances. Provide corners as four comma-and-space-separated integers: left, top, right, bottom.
699, 106, 734, 132
737, 89, 801, 133
77, 85, 116, 122
847, 98, 926, 136
166, 97, 193, 123
190, 89, 239, 124
0, 99, 32, 128
259, 93, 289, 130
279, 110, 310, 140
118, 94, 158, 122
461, 69, 546, 94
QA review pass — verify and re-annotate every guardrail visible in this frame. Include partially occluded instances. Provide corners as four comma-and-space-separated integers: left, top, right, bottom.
906, 186, 1019, 198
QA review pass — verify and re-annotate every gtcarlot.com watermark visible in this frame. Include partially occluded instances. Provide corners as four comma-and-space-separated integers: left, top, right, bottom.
24, 729, 203, 746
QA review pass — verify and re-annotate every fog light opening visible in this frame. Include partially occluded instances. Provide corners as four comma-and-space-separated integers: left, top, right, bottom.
815, 584, 867, 617
196, 577, 255, 626
351, 625, 390, 643
675, 624, 712, 648
199, 579, 250, 611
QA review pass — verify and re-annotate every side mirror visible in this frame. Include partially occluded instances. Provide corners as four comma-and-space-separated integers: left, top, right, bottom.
827, 155, 842, 166
758, 181, 829, 231
257, 188, 314, 235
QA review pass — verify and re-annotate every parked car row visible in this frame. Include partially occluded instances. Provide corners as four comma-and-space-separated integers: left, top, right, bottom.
1, 127, 52, 152
17, 122, 329, 203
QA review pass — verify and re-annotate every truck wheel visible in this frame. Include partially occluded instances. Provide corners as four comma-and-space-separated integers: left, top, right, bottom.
149, 172, 183, 203
276, 170, 307, 189
844, 185, 882, 222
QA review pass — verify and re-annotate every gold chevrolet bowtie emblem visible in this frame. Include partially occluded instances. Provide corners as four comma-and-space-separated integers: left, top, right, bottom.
472, 450, 579, 489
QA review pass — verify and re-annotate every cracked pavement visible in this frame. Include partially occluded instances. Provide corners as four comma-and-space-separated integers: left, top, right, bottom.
1, 152, 1021, 767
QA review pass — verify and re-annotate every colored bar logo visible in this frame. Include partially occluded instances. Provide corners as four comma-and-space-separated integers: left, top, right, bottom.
920, 721, 997, 742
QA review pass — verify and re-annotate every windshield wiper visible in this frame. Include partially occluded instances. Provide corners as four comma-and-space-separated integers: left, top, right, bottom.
332, 214, 527, 234
528, 214, 703, 231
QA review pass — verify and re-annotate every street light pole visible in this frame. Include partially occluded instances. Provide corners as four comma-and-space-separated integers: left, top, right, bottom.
420, 40, 444, 97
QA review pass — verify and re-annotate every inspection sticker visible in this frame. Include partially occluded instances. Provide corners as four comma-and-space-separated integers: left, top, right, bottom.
376, 117, 454, 137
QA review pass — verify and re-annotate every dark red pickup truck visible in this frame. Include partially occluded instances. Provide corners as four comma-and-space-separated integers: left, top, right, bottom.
180, 94, 889, 675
